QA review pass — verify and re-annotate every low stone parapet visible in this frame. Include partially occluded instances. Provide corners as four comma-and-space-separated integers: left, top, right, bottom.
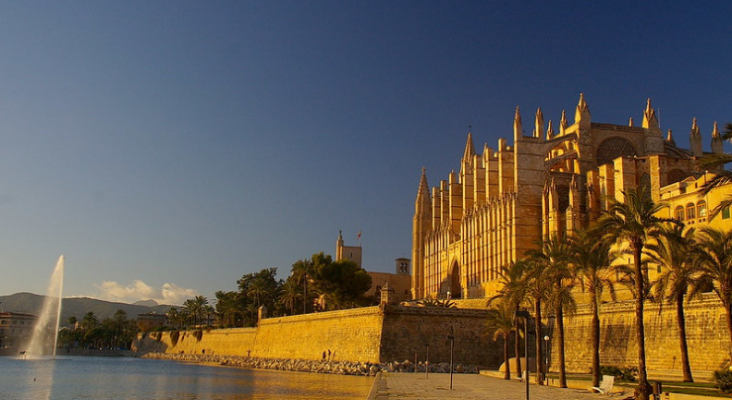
141, 352, 479, 376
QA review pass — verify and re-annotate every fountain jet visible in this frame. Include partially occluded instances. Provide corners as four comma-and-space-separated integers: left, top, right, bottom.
26, 255, 64, 358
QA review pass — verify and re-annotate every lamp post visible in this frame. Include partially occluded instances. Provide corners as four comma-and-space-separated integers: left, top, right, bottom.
447, 326, 455, 389
515, 310, 531, 400
544, 335, 550, 385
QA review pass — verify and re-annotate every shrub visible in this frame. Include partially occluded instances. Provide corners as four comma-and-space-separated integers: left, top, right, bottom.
714, 368, 732, 393
170, 330, 180, 347
193, 330, 203, 342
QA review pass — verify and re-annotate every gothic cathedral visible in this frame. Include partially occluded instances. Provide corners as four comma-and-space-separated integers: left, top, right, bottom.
411, 94, 727, 300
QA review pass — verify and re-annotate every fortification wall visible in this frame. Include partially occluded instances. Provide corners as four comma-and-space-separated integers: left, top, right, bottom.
133, 307, 382, 362
252, 306, 384, 362
132, 305, 497, 366
133, 327, 257, 356
379, 305, 499, 367
560, 294, 728, 377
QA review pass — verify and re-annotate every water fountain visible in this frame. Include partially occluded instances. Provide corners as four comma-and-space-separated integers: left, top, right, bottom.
25, 255, 65, 358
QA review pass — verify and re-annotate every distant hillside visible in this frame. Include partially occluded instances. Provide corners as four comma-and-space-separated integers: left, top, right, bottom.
0, 292, 173, 323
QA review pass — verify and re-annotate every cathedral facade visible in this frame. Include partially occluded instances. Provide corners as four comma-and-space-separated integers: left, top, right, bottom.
411, 94, 727, 300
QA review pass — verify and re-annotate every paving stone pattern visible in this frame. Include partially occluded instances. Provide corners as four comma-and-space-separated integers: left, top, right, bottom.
375, 372, 616, 400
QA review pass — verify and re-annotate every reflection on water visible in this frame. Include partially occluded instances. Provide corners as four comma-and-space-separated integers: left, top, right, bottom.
0, 356, 373, 400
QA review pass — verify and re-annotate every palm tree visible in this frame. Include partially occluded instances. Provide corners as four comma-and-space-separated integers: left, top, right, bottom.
517, 255, 552, 385
279, 279, 302, 315
597, 188, 671, 400
215, 291, 244, 327
489, 262, 527, 379
691, 227, 732, 360
485, 299, 518, 380
698, 122, 732, 219
247, 278, 269, 310
183, 295, 209, 327
292, 259, 313, 314
645, 224, 696, 382
526, 234, 574, 388
568, 228, 616, 388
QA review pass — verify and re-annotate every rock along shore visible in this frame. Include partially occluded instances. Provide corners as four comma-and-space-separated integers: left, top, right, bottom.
141, 352, 479, 376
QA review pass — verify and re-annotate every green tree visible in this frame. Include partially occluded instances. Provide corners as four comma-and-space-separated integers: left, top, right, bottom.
183, 295, 209, 327
597, 188, 671, 400
645, 224, 696, 382
238, 268, 281, 323
568, 228, 616, 388
515, 256, 552, 385
215, 290, 245, 327
309, 252, 372, 310
690, 227, 732, 361
82, 311, 98, 330
291, 258, 314, 314
490, 262, 528, 379
526, 234, 574, 388
698, 122, 732, 219
485, 299, 519, 380
279, 278, 302, 316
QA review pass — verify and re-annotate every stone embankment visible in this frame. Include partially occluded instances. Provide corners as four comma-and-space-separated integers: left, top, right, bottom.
141, 352, 479, 376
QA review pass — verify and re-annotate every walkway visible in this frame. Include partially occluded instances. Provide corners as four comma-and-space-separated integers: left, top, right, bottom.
369, 372, 623, 400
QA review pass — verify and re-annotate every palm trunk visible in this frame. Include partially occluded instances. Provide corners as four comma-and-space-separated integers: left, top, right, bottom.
514, 312, 522, 378
504, 335, 511, 380
676, 294, 693, 382
535, 299, 544, 385
724, 299, 732, 363
633, 247, 652, 400
590, 284, 601, 388
557, 303, 567, 388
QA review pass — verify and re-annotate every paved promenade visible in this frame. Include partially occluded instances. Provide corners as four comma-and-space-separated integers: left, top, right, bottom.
370, 372, 621, 400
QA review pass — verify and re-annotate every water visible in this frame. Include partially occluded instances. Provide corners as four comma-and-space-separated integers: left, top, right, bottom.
26, 256, 65, 357
0, 356, 374, 400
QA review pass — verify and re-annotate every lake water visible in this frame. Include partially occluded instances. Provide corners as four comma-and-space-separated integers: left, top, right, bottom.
0, 356, 374, 400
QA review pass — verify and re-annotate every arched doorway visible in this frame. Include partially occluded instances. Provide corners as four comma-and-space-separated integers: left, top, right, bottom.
449, 262, 462, 299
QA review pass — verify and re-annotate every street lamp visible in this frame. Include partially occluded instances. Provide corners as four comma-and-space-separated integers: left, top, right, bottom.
544, 335, 550, 385
515, 310, 531, 400
447, 326, 455, 389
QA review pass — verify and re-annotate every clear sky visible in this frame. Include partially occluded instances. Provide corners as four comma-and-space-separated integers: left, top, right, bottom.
0, 1, 730, 305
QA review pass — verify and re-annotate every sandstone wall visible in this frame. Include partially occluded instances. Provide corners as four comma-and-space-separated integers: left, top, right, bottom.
253, 307, 384, 362
132, 305, 497, 366
380, 305, 500, 367
133, 327, 257, 356
559, 294, 728, 378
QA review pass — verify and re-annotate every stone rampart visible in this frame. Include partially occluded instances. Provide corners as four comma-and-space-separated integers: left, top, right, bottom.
132, 305, 499, 367
559, 294, 728, 378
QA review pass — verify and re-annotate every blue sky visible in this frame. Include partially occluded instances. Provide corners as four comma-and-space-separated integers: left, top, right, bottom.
0, 1, 730, 305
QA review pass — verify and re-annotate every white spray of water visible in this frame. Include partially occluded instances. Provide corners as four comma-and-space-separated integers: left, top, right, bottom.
26, 255, 64, 358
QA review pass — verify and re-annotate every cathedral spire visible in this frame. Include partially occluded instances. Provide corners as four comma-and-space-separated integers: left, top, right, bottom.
534, 107, 544, 139
666, 129, 675, 146
462, 130, 476, 162
415, 167, 431, 216
546, 120, 554, 140
574, 93, 591, 128
513, 106, 523, 140
712, 121, 723, 154
559, 110, 567, 135
642, 98, 659, 130
690, 117, 702, 157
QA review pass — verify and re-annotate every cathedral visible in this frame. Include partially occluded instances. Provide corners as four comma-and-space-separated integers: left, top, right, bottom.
411, 94, 728, 301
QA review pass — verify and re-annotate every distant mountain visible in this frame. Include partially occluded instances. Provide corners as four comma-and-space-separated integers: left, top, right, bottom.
0, 292, 174, 323
132, 299, 159, 307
